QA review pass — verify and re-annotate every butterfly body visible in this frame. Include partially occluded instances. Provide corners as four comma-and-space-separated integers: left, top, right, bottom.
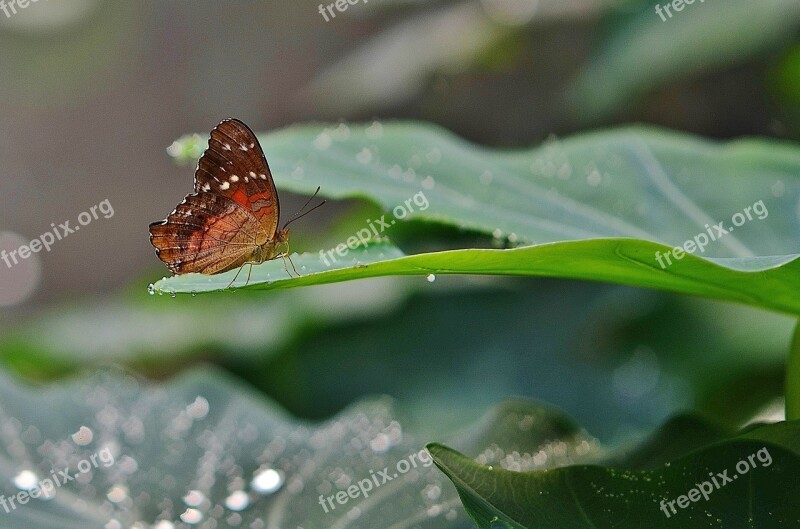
149, 119, 289, 276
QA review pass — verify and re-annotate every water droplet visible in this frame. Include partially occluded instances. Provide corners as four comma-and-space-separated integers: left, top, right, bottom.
356, 148, 372, 164
13, 470, 38, 490
153, 521, 176, 529
490, 516, 510, 529
186, 396, 209, 419
421, 175, 435, 190
225, 490, 250, 511
147, 284, 155, 296
313, 132, 332, 150
370, 433, 391, 453
587, 169, 602, 187
426, 274, 436, 283
107, 485, 129, 503
422, 484, 442, 500
332, 123, 350, 140
183, 490, 206, 507
169, 290, 177, 298
365, 121, 383, 139
71, 426, 93, 446
104, 520, 123, 529
190, 290, 197, 297
180, 508, 203, 525
252, 468, 284, 494
426, 148, 442, 164
427, 504, 442, 517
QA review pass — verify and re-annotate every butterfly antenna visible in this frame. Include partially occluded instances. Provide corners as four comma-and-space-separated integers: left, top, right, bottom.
283, 186, 326, 229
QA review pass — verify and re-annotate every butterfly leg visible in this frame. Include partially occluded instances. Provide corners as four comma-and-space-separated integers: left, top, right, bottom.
244, 263, 254, 287
278, 241, 300, 278
227, 264, 247, 289
287, 253, 300, 276
280, 253, 300, 278
280, 254, 292, 278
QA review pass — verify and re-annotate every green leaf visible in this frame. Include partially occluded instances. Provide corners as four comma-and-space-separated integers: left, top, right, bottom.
786, 320, 800, 420
0, 369, 600, 529
0, 279, 410, 379
157, 123, 800, 314
429, 418, 800, 529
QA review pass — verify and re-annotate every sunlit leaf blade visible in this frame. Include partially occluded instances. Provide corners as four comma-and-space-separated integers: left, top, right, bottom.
162, 123, 800, 313
154, 239, 800, 315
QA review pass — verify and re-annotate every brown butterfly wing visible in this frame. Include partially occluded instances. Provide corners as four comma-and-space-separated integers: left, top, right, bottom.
194, 118, 281, 238
149, 192, 266, 275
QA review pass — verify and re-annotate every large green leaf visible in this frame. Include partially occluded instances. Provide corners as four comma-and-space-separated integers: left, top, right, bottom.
0, 368, 603, 529
429, 417, 800, 528
156, 123, 800, 313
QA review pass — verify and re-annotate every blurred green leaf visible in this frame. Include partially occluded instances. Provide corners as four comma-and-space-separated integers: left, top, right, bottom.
0, 368, 601, 529
570, 0, 800, 120
429, 417, 800, 528
0, 279, 409, 379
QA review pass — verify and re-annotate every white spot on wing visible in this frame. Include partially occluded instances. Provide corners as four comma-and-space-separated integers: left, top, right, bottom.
249, 171, 257, 178
220, 182, 230, 190
230, 175, 239, 182
223, 143, 231, 151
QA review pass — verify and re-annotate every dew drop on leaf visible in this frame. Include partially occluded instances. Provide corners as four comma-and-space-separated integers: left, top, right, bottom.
251, 468, 284, 494
183, 489, 206, 507
179, 508, 203, 525
107, 484, 129, 503
225, 490, 250, 511
356, 148, 373, 164
71, 425, 94, 446
13, 469, 38, 490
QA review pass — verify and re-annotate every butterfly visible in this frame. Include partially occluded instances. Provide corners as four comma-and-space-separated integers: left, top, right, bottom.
149, 118, 323, 284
